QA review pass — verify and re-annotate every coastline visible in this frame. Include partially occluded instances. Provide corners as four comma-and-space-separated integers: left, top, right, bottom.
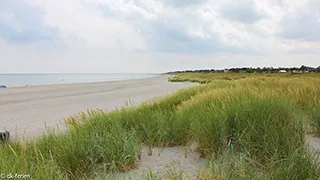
0, 75, 196, 139
0, 73, 160, 88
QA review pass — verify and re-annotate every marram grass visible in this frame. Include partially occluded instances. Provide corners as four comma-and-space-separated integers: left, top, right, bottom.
0, 73, 319, 179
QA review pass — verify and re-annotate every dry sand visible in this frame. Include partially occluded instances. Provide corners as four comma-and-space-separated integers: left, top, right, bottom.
0, 75, 196, 139
307, 136, 320, 154
103, 144, 209, 180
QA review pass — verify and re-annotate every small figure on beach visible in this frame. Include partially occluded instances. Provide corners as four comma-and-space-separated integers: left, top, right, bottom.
0, 131, 10, 144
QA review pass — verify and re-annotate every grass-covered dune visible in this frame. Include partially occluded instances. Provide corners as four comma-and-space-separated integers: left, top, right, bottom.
1, 73, 320, 179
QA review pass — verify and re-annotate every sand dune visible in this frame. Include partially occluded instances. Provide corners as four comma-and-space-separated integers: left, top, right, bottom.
105, 144, 209, 180
0, 75, 196, 139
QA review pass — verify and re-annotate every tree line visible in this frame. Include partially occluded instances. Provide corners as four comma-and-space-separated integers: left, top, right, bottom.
167, 65, 320, 74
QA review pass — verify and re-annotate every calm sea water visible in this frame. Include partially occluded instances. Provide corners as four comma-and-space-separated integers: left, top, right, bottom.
0, 74, 159, 87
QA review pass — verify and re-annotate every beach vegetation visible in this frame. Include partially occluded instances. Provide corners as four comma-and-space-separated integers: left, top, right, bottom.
0, 73, 319, 179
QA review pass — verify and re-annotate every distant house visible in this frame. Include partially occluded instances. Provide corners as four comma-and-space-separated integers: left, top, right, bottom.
292, 70, 302, 73
305, 68, 316, 73
278, 70, 287, 73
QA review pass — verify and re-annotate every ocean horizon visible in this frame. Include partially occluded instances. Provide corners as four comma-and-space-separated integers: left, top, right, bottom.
0, 73, 160, 87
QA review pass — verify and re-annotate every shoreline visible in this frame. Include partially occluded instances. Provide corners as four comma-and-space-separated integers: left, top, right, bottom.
0, 74, 160, 89
0, 75, 196, 139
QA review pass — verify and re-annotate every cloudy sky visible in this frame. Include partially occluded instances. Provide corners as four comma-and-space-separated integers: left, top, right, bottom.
0, 0, 319, 73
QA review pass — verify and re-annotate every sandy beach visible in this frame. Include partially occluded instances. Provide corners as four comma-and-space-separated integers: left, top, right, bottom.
0, 75, 196, 139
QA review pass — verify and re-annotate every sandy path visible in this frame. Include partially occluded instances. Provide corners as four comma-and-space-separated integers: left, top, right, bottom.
307, 136, 320, 156
0, 75, 196, 139
308, 136, 320, 151
104, 145, 208, 180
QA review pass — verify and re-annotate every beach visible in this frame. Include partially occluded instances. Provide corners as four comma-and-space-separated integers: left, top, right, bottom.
0, 75, 196, 139
0, 73, 319, 179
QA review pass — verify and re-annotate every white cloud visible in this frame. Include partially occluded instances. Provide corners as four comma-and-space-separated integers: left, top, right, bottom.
0, 0, 319, 73
0, 11, 23, 32
27, 0, 147, 50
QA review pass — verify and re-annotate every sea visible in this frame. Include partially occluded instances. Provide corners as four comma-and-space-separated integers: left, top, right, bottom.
0, 73, 159, 87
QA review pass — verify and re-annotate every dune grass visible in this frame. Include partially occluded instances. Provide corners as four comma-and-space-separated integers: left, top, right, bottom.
310, 102, 320, 136
0, 73, 320, 179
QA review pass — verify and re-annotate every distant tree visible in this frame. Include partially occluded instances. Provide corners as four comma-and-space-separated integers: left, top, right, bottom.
299, 65, 307, 71
166, 65, 319, 74
247, 67, 254, 73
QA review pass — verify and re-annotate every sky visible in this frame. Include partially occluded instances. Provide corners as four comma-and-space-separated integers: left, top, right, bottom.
0, 0, 319, 73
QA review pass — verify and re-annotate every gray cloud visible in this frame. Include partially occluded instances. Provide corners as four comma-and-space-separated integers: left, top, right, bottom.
279, 12, 320, 42
0, 0, 61, 45
277, 0, 320, 42
220, 2, 263, 24
0, 23, 54, 43
139, 20, 261, 55
161, 0, 207, 7
114, 2, 260, 55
